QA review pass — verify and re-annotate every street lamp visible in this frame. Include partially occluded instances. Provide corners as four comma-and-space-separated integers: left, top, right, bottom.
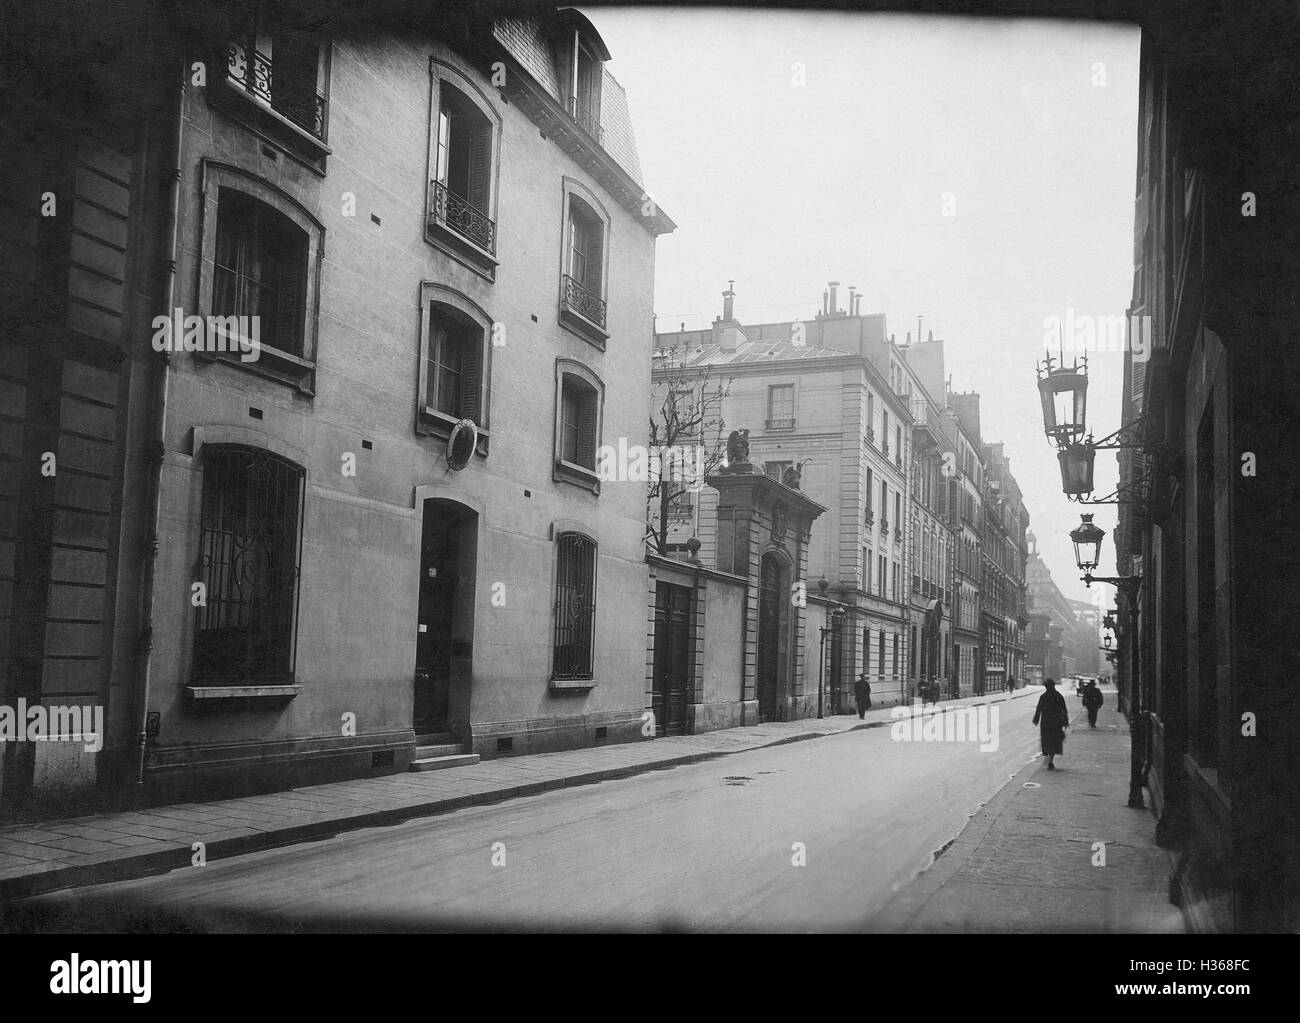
1034, 352, 1151, 504
1057, 442, 1095, 496
1036, 352, 1088, 447
1069, 513, 1141, 598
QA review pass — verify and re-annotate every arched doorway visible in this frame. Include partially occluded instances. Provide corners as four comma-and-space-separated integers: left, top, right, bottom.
756, 552, 790, 722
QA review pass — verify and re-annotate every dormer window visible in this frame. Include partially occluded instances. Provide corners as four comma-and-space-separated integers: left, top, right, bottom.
571, 37, 603, 142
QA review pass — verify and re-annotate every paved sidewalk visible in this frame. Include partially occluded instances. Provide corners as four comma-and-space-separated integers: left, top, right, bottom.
868, 698, 1185, 933
0, 687, 1036, 904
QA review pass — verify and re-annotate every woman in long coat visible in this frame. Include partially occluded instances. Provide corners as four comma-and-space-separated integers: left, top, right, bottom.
1032, 678, 1069, 769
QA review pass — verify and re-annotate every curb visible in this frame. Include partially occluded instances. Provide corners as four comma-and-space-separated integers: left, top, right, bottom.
0, 689, 1037, 905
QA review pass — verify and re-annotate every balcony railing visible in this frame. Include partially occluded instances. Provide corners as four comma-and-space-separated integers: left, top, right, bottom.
562, 274, 607, 330
570, 97, 605, 145
227, 42, 326, 140
866, 426, 875, 443
765, 417, 796, 431
430, 181, 496, 255
864, 511, 874, 526
880, 518, 890, 536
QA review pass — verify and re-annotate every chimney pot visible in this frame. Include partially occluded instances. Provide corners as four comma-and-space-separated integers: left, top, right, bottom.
722, 281, 735, 322
828, 281, 839, 316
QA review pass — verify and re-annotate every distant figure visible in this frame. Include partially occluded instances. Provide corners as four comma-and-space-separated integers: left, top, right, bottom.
1033, 677, 1069, 770
1082, 680, 1104, 727
1007, 676, 1016, 693
854, 673, 872, 719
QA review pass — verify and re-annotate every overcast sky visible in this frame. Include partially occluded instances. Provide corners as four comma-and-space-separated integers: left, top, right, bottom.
594, 6, 1140, 609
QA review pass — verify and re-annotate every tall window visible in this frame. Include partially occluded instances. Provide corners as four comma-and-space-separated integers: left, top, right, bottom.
863, 545, 872, 590
879, 632, 886, 677
193, 447, 303, 683
864, 467, 874, 521
432, 85, 495, 253
878, 554, 887, 597
767, 384, 794, 427
560, 375, 598, 470
561, 195, 607, 334
765, 460, 793, 480
213, 190, 308, 356
425, 304, 483, 422
893, 634, 900, 677
552, 532, 597, 680
880, 480, 889, 526
882, 411, 889, 452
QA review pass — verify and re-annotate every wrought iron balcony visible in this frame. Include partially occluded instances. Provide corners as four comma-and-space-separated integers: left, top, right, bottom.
570, 97, 605, 145
226, 42, 326, 140
430, 181, 496, 255
765, 417, 796, 431
562, 274, 607, 330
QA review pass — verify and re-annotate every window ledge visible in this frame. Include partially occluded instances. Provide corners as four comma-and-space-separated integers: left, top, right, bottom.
426, 218, 499, 278
196, 342, 316, 395
214, 77, 331, 168
416, 406, 490, 455
186, 684, 303, 700
554, 458, 600, 494
559, 306, 609, 350
549, 679, 596, 692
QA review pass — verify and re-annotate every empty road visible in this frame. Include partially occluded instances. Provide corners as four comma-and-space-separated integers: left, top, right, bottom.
12, 696, 1050, 932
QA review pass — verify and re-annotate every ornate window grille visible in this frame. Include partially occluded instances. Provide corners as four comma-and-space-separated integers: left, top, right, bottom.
193, 447, 303, 683
552, 532, 597, 679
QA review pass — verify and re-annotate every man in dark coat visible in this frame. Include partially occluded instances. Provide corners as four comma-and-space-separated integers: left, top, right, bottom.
1032, 677, 1069, 769
854, 673, 872, 719
1082, 680, 1104, 727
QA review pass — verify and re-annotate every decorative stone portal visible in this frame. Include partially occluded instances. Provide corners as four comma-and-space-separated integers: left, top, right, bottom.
708, 458, 826, 723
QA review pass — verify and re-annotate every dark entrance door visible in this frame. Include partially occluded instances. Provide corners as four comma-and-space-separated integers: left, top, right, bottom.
415, 504, 462, 734
651, 582, 691, 736
756, 553, 788, 722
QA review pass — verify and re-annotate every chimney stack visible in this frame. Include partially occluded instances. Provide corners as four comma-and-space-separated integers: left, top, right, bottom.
848, 286, 857, 317
822, 289, 828, 317
828, 281, 840, 316
722, 280, 735, 322
927, 329, 933, 343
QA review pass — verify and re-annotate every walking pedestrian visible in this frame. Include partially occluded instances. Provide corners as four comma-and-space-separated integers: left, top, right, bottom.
1082, 680, 1103, 727
1032, 677, 1069, 770
1007, 676, 1016, 692
854, 672, 872, 719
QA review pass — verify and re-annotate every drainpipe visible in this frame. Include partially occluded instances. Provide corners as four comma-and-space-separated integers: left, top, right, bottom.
134, 62, 186, 786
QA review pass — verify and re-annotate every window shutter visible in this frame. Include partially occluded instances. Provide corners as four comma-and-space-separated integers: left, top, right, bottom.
587, 217, 604, 295
467, 123, 491, 213
459, 333, 482, 425
275, 244, 304, 355
1130, 313, 1147, 402
576, 387, 597, 469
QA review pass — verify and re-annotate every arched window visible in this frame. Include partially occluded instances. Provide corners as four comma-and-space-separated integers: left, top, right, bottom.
213, 189, 309, 357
